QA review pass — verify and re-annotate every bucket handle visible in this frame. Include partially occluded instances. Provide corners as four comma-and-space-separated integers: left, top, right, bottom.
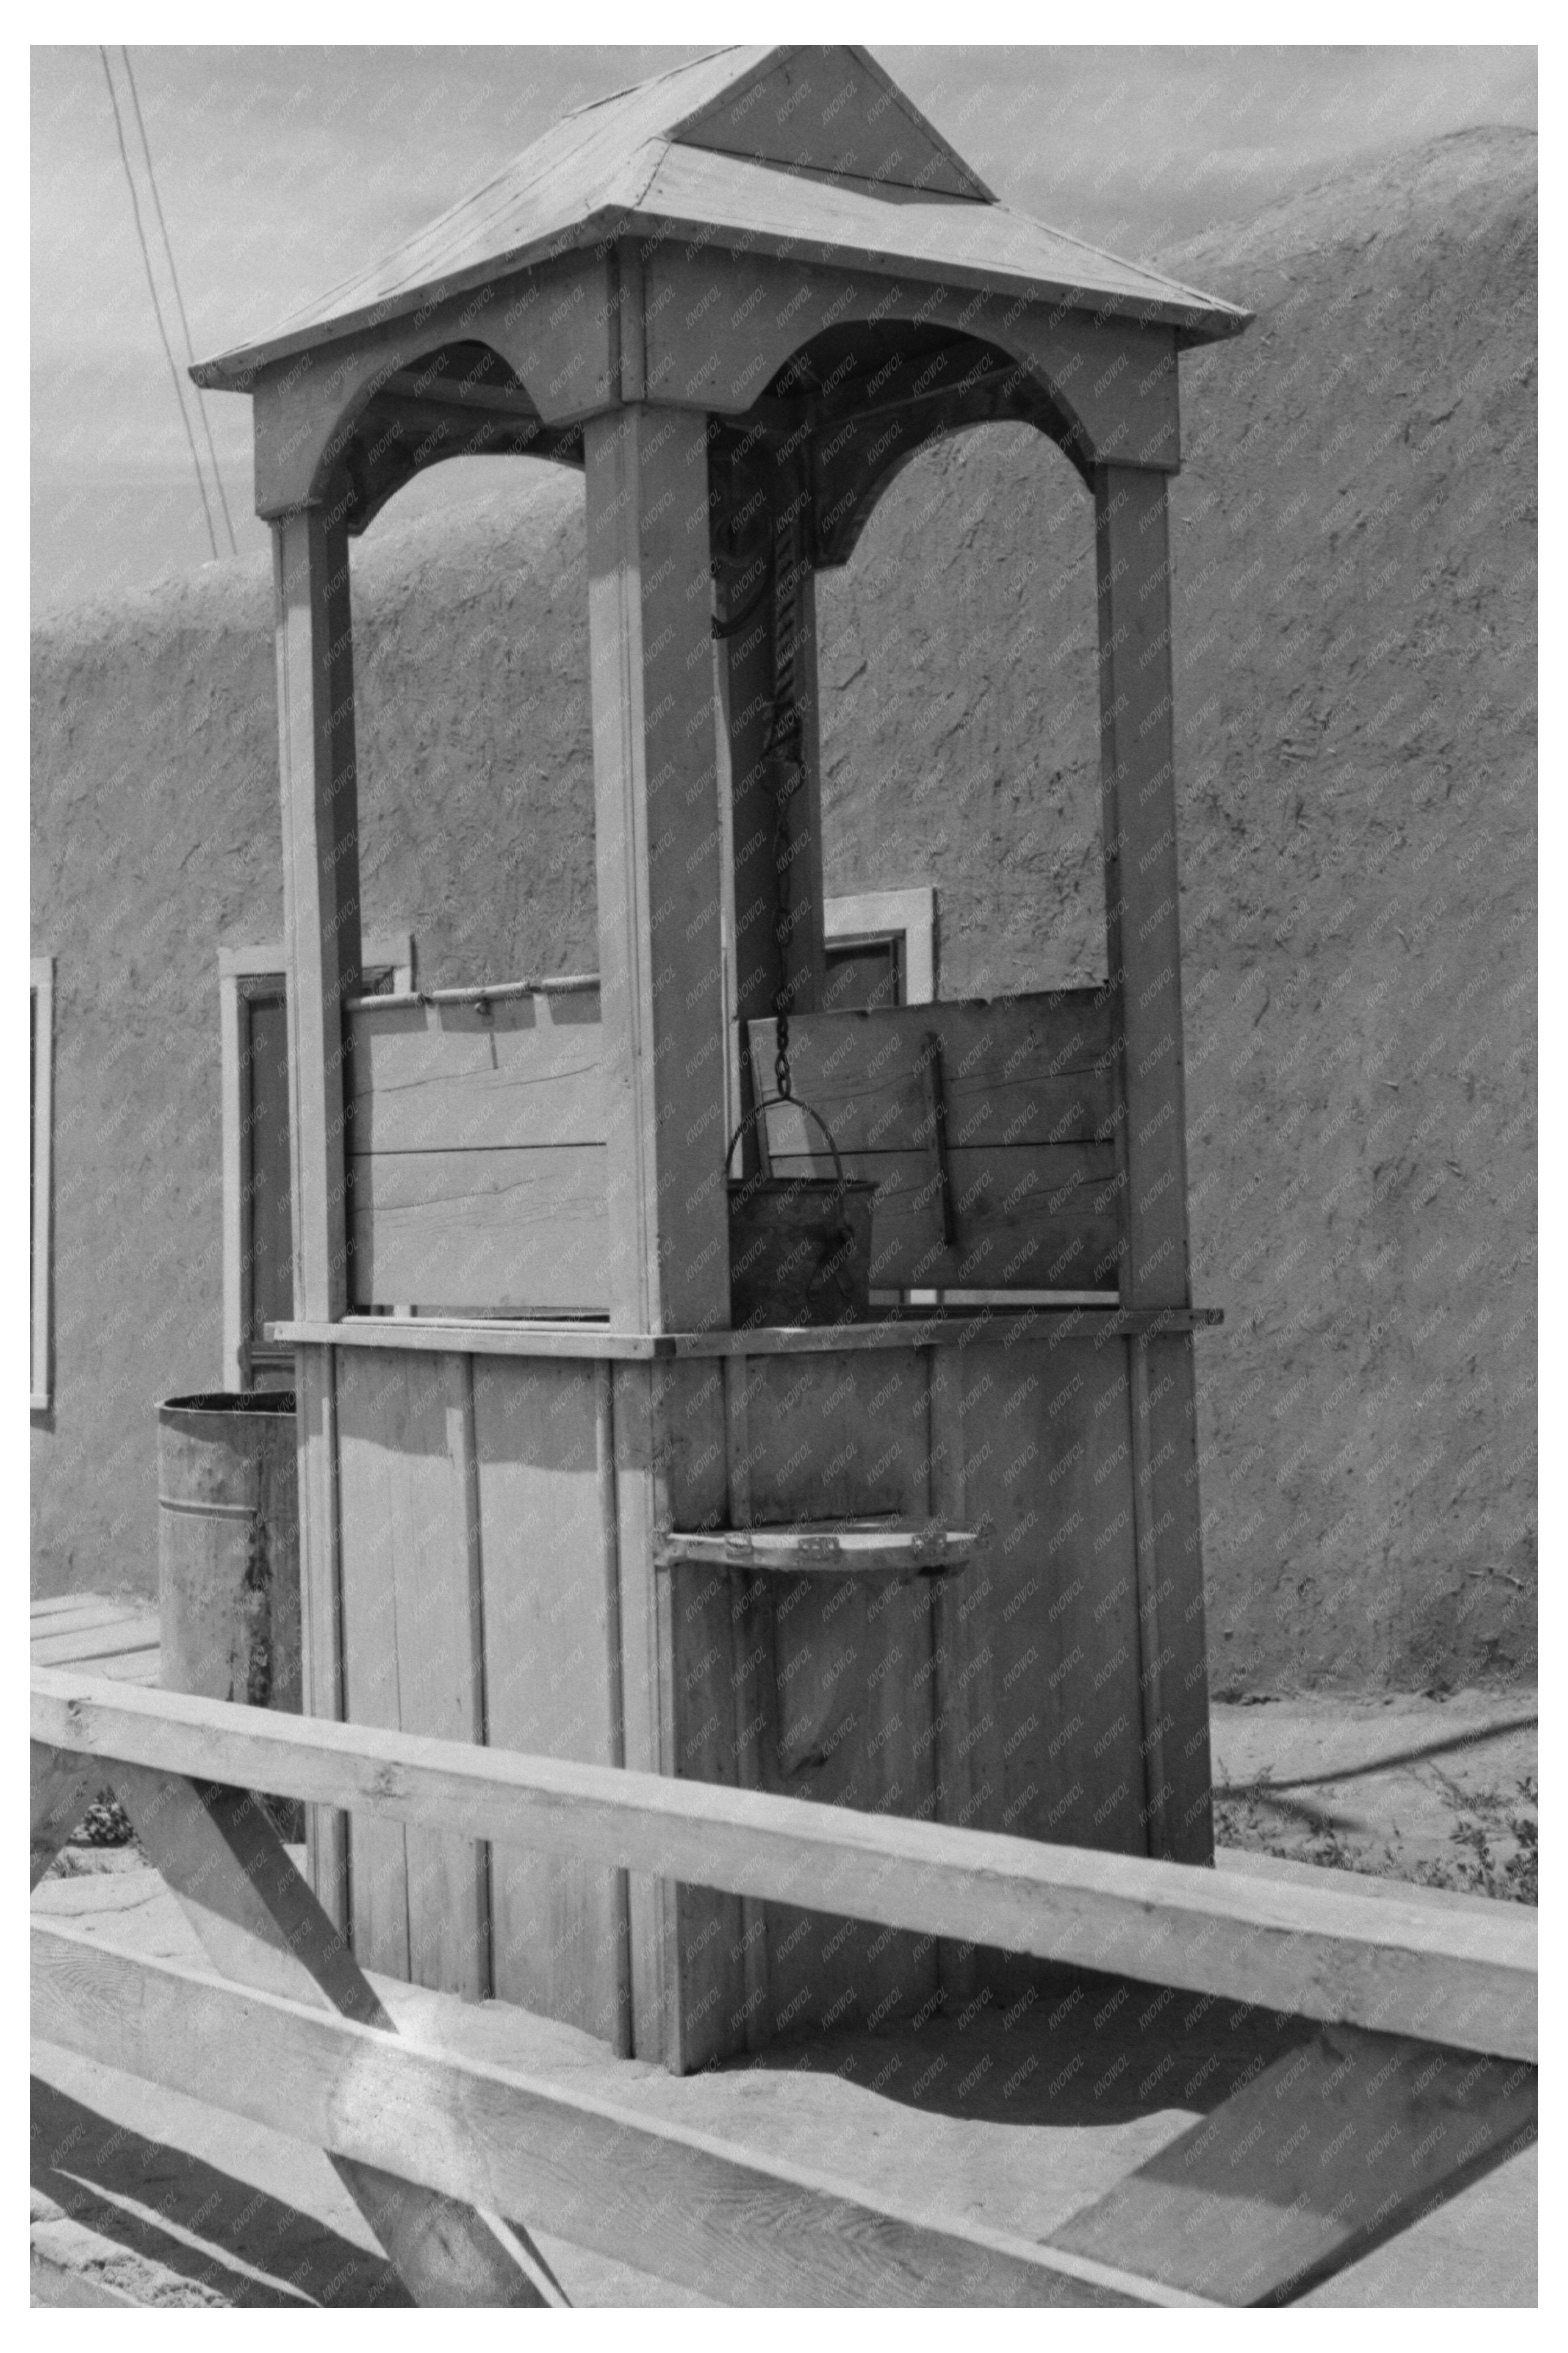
725, 1094, 846, 1185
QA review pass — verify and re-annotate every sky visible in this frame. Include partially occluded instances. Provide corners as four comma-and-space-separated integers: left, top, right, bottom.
31, 43, 1537, 614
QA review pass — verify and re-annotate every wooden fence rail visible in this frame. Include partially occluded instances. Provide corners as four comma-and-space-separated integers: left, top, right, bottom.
31, 1668, 1536, 2064
32, 1665, 1538, 2307
32, 1915, 1198, 2309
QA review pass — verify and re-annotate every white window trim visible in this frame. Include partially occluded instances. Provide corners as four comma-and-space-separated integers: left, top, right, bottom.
823, 886, 935, 1006
31, 957, 54, 1411
823, 890, 936, 1304
220, 934, 412, 1389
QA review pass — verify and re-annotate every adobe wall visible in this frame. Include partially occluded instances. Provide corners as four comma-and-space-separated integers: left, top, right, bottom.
31, 129, 1535, 1690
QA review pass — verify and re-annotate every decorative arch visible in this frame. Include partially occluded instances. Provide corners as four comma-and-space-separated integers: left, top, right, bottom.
331, 340, 583, 536
247, 246, 616, 525
642, 247, 1180, 478
706, 322, 1093, 581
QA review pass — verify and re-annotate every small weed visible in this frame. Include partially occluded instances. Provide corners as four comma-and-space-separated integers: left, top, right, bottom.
1217, 1770, 1537, 1906
72, 1790, 135, 1846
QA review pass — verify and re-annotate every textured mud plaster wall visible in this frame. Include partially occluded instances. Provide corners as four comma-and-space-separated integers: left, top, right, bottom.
822, 130, 1536, 1690
1167, 129, 1537, 1691
31, 129, 1534, 1694
28, 478, 599, 1602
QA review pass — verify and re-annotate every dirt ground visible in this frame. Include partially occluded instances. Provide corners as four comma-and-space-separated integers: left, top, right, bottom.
1210, 1685, 1538, 1899
32, 1686, 1536, 2309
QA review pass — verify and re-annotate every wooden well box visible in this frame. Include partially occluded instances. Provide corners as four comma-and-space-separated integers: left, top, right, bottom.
195, 44, 1250, 2067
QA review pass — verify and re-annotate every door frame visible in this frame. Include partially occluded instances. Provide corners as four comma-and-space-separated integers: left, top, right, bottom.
220, 934, 412, 1390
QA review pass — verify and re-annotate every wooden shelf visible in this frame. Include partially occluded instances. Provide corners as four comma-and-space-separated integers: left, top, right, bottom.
653, 1523, 977, 1576
269, 1305, 1223, 1363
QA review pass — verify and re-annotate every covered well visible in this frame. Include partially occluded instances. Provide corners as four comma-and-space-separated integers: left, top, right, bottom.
193, 45, 1250, 2066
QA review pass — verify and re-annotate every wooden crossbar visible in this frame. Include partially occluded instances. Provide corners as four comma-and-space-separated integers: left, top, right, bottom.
32, 1669, 1536, 2062
32, 1917, 1198, 2309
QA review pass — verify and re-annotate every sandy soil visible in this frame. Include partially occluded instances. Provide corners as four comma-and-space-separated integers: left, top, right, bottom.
32, 1688, 1536, 2308
1210, 1686, 1537, 1898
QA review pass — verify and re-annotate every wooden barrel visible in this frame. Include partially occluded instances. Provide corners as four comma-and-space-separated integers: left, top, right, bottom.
157, 1393, 301, 1715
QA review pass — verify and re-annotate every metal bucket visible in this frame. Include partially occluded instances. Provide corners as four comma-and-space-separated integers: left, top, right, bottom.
727, 1097, 876, 1328
157, 1392, 301, 1716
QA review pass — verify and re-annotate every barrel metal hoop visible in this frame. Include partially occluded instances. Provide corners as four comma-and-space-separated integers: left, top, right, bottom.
156, 1494, 257, 1521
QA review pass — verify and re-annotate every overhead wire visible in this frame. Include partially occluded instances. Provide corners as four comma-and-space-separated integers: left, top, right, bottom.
120, 46, 238, 555
98, 45, 221, 563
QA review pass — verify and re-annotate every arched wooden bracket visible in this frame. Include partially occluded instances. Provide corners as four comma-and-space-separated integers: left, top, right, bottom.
653, 1522, 976, 1576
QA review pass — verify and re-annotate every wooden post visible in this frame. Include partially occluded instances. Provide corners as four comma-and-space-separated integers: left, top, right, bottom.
1094, 464, 1213, 1865
585, 405, 730, 1334
724, 486, 825, 1043
273, 495, 361, 1914
274, 498, 361, 1321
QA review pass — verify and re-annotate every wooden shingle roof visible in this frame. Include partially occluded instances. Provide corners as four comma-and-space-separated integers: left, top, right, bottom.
193, 46, 1248, 388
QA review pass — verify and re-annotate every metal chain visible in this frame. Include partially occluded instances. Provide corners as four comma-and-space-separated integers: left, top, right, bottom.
766, 513, 804, 1100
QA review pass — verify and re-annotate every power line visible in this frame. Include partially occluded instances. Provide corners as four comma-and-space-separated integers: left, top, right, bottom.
98, 45, 220, 563
121, 46, 239, 555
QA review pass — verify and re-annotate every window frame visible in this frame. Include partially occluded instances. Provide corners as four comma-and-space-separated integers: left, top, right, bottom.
31, 956, 54, 1411
220, 934, 412, 1389
822, 886, 935, 1006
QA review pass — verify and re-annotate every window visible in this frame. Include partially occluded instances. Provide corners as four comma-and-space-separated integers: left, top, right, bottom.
220, 935, 412, 1389
823, 887, 935, 1009
823, 890, 935, 1305
31, 957, 54, 1410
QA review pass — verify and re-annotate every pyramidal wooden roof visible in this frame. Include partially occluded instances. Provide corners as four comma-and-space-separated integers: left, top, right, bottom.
194, 46, 1248, 387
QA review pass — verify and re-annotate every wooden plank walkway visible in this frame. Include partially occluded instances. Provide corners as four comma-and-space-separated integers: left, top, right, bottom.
30, 1596, 159, 1685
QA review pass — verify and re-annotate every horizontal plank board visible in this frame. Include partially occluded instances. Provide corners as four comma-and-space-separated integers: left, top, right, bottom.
91, 1650, 162, 1685
272, 1305, 1223, 1359
350, 993, 604, 1154
32, 1671, 1537, 2061
31, 1920, 1182, 2308
1052, 2021, 1537, 2305
29, 1596, 136, 1628
763, 1142, 1123, 1288
30, 1620, 160, 1668
350, 1145, 610, 1313
1214, 1845, 1517, 1915
747, 993, 1117, 1158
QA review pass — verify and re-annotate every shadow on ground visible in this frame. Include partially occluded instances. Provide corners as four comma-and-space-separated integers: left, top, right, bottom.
737, 1963, 1314, 2130
31, 2077, 410, 2308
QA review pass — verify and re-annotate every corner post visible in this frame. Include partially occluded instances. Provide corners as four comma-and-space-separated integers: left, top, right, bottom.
273, 493, 361, 1922
1095, 461, 1214, 1864
274, 495, 362, 1317
584, 403, 731, 1335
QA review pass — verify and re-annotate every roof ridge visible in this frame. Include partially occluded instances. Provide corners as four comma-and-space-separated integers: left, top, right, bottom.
193, 51, 1249, 384
558, 44, 743, 126
985, 200, 1251, 319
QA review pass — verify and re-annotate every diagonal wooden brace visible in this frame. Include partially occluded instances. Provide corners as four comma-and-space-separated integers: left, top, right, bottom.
31, 1740, 102, 1891
101, 1762, 566, 2307
1048, 2017, 1538, 2304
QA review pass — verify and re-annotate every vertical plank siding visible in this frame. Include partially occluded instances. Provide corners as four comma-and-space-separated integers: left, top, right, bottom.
610, 1360, 667, 2057
324, 1322, 1187, 2055
336, 1349, 488, 1995
475, 1356, 625, 2041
